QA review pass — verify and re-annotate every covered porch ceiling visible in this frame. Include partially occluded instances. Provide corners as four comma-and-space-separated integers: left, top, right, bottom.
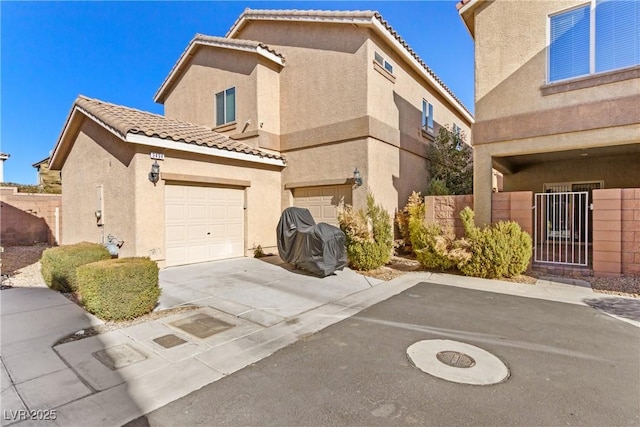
492, 143, 640, 175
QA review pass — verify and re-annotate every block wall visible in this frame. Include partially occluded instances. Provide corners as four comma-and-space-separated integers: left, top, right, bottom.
0, 187, 62, 246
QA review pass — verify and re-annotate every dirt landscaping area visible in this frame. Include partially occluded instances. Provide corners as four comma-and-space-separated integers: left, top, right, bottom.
1, 245, 638, 298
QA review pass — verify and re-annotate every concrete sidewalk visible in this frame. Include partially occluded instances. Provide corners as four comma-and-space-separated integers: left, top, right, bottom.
1, 257, 638, 426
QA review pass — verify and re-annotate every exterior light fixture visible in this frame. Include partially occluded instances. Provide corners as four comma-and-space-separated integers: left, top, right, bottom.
149, 160, 160, 185
353, 168, 363, 187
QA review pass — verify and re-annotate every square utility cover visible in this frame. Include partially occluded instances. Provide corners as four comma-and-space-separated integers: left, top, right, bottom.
93, 344, 147, 370
170, 313, 233, 339
153, 334, 187, 349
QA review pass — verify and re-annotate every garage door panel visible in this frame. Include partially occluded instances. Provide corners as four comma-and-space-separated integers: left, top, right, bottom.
165, 205, 186, 222
293, 185, 352, 227
188, 205, 208, 221
165, 185, 245, 267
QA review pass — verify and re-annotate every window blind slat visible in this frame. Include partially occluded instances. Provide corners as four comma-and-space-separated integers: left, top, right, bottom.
595, 0, 640, 72
550, 5, 590, 81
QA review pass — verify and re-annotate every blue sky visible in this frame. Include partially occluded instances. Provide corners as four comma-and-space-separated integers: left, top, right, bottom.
1, 1, 474, 184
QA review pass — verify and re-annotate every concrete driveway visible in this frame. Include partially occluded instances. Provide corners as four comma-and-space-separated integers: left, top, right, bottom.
158, 256, 383, 326
131, 282, 640, 426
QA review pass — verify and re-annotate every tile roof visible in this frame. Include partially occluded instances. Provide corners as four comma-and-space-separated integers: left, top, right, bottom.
154, 34, 284, 103
193, 34, 284, 60
74, 96, 284, 161
227, 9, 473, 119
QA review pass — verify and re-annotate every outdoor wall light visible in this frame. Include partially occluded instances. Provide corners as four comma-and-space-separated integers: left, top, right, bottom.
353, 168, 363, 187
149, 160, 160, 185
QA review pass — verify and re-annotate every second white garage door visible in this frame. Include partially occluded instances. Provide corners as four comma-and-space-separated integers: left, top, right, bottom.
293, 185, 352, 227
165, 185, 244, 267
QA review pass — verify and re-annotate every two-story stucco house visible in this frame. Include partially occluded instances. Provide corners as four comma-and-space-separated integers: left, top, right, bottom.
50, 9, 472, 268
458, 0, 639, 274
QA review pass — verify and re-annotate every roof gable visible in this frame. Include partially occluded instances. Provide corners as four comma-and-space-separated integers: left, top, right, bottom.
226, 8, 473, 122
154, 34, 284, 104
50, 96, 285, 169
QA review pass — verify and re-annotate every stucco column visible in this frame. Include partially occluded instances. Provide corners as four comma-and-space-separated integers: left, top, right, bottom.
473, 146, 493, 226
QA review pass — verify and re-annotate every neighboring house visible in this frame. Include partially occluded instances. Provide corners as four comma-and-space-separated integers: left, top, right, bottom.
32, 156, 62, 193
50, 9, 473, 268
458, 0, 639, 272
0, 153, 9, 182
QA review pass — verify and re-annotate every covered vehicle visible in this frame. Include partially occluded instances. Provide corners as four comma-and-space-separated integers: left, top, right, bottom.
276, 207, 348, 277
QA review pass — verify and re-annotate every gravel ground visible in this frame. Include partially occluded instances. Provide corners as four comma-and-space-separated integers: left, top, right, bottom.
1, 245, 200, 341
362, 255, 638, 297
3, 245, 638, 298
0, 244, 48, 289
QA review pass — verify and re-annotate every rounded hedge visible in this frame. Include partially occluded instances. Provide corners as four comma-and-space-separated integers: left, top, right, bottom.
40, 242, 111, 292
77, 257, 160, 321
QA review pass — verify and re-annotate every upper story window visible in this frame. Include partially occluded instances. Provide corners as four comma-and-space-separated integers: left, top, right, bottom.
374, 51, 394, 74
548, 0, 640, 83
422, 100, 434, 135
215, 87, 236, 126
452, 123, 462, 137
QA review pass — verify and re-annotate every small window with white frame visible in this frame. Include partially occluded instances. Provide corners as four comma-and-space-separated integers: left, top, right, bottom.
374, 51, 394, 74
215, 87, 236, 126
422, 99, 434, 134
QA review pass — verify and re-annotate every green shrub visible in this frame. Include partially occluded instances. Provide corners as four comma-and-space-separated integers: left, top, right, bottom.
77, 257, 160, 321
414, 224, 457, 270
396, 191, 424, 249
338, 192, 392, 271
406, 193, 427, 251
41, 242, 111, 292
458, 207, 532, 279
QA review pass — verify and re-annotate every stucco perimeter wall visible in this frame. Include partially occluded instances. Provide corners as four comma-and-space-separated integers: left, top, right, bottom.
424, 195, 474, 238
235, 21, 369, 136
423, 192, 532, 239
592, 188, 640, 277
61, 119, 137, 255
0, 187, 62, 246
133, 150, 282, 267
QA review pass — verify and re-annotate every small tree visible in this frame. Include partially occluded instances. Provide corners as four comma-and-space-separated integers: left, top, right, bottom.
426, 126, 473, 195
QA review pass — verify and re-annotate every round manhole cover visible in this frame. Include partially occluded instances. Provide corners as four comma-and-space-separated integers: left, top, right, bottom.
436, 351, 476, 368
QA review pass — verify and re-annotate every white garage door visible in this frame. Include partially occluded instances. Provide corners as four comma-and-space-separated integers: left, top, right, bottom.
165, 185, 244, 267
293, 185, 352, 227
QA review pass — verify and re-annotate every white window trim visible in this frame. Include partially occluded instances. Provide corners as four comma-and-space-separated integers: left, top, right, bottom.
422, 99, 434, 135
215, 87, 236, 126
547, 0, 638, 83
374, 51, 394, 75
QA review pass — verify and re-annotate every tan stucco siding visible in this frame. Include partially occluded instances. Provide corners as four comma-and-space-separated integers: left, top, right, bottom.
236, 21, 370, 136
162, 48, 260, 133
61, 120, 137, 255
503, 154, 640, 193
281, 139, 368, 212
475, 0, 640, 123
366, 35, 472, 143
132, 150, 282, 266
367, 137, 429, 215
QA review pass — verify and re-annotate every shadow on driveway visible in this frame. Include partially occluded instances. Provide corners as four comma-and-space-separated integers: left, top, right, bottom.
583, 297, 640, 322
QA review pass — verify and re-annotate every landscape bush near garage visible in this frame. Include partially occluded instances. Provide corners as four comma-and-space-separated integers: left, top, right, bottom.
338, 193, 393, 271
40, 242, 111, 292
77, 257, 160, 321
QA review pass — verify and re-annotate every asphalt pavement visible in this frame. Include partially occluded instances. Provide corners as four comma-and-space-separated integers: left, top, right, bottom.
128, 282, 640, 427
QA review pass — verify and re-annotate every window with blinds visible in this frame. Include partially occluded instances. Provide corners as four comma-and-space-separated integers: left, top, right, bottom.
548, 0, 639, 83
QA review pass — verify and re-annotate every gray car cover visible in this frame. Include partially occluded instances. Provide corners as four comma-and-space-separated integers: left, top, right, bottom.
276, 207, 348, 277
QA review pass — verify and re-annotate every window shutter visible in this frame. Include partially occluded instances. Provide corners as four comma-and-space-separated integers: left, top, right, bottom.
595, 0, 640, 73
422, 100, 427, 128
549, 5, 590, 81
